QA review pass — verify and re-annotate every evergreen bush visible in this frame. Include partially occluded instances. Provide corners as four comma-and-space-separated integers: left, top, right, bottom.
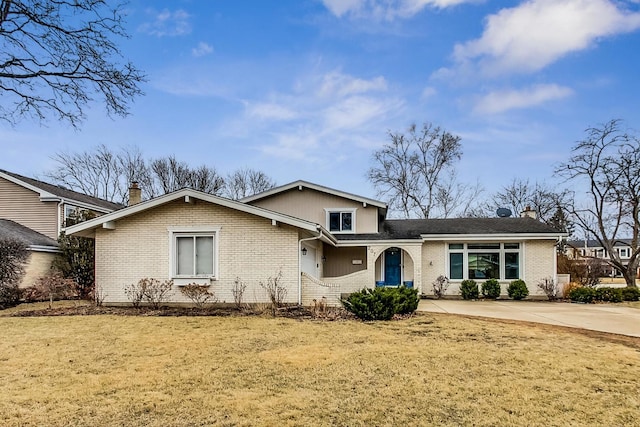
481, 279, 501, 299
595, 287, 623, 303
620, 286, 640, 301
341, 285, 419, 320
568, 286, 596, 303
459, 279, 478, 300
507, 280, 529, 300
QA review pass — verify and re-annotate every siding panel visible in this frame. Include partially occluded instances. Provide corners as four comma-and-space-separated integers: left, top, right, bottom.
0, 177, 58, 239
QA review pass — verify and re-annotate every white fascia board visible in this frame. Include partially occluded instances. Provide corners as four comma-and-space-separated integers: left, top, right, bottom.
66, 189, 321, 236
336, 239, 423, 247
420, 233, 567, 241
28, 245, 61, 253
241, 180, 387, 209
60, 198, 115, 213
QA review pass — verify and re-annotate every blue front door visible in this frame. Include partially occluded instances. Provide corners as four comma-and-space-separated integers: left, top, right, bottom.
384, 248, 401, 286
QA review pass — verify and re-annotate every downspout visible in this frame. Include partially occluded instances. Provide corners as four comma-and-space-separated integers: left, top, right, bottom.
554, 235, 562, 285
298, 228, 323, 306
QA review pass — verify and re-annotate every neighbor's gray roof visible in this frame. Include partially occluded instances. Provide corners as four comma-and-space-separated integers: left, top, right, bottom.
336, 217, 564, 241
0, 169, 123, 211
0, 219, 59, 248
567, 239, 633, 248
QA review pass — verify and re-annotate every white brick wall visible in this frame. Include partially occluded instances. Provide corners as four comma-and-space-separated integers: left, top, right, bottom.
95, 199, 299, 305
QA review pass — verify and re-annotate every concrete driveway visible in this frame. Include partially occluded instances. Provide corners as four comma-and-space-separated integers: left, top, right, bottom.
418, 299, 640, 337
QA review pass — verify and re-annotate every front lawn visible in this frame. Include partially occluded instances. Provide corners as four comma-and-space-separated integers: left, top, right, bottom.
1, 307, 639, 426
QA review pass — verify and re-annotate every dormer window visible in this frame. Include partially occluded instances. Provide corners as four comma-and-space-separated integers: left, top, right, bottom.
326, 209, 356, 233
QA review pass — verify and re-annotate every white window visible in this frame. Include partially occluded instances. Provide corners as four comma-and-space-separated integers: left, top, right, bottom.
64, 205, 90, 226
618, 247, 630, 258
325, 209, 356, 233
447, 243, 521, 281
169, 228, 219, 279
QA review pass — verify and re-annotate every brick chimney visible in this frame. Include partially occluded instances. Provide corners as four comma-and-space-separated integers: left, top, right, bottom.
128, 181, 142, 206
520, 205, 537, 219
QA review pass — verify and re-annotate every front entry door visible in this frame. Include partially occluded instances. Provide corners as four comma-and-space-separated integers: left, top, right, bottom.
384, 248, 401, 286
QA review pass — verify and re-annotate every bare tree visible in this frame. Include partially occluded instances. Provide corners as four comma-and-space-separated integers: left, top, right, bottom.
556, 119, 640, 288
368, 122, 478, 218
224, 168, 276, 200
46, 145, 151, 205
0, 0, 144, 127
150, 156, 224, 195
492, 178, 573, 226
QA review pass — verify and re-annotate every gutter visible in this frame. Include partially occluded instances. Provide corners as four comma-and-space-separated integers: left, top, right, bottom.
298, 227, 324, 306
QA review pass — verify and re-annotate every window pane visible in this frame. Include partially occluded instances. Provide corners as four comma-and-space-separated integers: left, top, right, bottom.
449, 243, 463, 250
195, 236, 214, 275
341, 212, 352, 231
449, 253, 463, 280
329, 212, 340, 231
505, 252, 519, 279
468, 253, 499, 279
504, 243, 520, 249
177, 237, 194, 275
468, 243, 500, 250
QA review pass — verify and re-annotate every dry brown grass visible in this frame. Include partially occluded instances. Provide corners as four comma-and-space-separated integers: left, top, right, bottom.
1, 310, 639, 426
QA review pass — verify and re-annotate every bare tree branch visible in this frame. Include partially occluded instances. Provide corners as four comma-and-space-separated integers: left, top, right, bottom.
0, 0, 145, 127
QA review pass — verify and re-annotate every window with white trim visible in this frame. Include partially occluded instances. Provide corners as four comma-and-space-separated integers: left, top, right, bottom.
170, 230, 218, 279
325, 209, 356, 233
618, 247, 630, 258
448, 243, 521, 281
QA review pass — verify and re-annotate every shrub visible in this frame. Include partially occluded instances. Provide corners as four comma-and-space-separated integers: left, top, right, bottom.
507, 280, 529, 300
342, 287, 396, 321
459, 279, 478, 300
537, 277, 559, 301
431, 275, 450, 299
232, 276, 248, 310
481, 279, 501, 299
620, 286, 640, 301
342, 285, 419, 320
259, 269, 287, 316
180, 284, 217, 308
124, 278, 173, 308
0, 283, 21, 309
568, 286, 597, 303
595, 287, 623, 303
393, 285, 419, 315
33, 273, 76, 308
562, 282, 582, 299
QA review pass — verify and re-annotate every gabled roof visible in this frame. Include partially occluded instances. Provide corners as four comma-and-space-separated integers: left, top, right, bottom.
66, 188, 335, 244
335, 217, 566, 242
0, 169, 123, 212
567, 239, 634, 248
0, 219, 59, 251
241, 180, 388, 210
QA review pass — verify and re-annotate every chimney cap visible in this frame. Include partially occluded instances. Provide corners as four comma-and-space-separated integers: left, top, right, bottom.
130, 181, 139, 189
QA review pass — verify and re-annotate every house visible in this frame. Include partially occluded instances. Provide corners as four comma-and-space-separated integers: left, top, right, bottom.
565, 239, 638, 278
65, 180, 566, 306
0, 169, 122, 288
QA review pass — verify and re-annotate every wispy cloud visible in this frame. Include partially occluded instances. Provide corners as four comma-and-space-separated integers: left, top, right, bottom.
321, 0, 478, 21
139, 9, 191, 37
448, 0, 640, 77
192, 42, 214, 57
473, 84, 573, 115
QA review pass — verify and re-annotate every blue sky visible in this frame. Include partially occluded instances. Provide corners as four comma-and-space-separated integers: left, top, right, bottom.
3, 0, 640, 200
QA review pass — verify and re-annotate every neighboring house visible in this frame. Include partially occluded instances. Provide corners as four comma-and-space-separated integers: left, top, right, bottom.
0, 169, 122, 288
566, 239, 638, 278
66, 180, 566, 306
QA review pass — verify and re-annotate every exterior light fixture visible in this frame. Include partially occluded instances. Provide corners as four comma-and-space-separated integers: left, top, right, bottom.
301, 247, 307, 256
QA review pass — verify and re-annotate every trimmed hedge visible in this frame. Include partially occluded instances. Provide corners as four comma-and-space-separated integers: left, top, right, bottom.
460, 279, 478, 300
342, 285, 419, 320
569, 286, 640, 303
507, 280, 529, 300
481, 279, 501, 299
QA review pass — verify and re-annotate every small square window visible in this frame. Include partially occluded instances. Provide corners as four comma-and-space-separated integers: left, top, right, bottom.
172, 231, 217, 279
327, 210, 356, 233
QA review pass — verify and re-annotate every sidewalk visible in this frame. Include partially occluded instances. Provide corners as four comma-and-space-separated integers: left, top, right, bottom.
418, 299, 640, 337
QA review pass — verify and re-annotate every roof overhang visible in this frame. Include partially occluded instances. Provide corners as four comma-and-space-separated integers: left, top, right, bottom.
420, 233, 567, 242
28, 245, 61, 253
336, 239, 422, 247
66, 188, 324, 238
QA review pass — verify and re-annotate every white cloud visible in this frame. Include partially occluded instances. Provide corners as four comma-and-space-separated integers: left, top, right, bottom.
247, 103, 299, 121
318, 71, 387, 97
452, 0, 640, 76
321, 0, 477, 21
192, 42, 214, 57
139, 9, 191, 37
473, 84, 573, 114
